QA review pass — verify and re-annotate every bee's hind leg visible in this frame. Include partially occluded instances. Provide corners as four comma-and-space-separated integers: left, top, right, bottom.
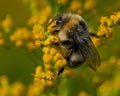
89, 32, 105, 38
57, 67, 65, 76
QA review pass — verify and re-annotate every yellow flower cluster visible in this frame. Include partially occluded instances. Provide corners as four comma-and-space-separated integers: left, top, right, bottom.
57, 0, 67, 5
0, 76, 25, 96
84, 0, 96, 11
68, 0, 96, 14
1, 15, 13, 33
93, 11, 120, 47
42, 47, 67, 70
32, 16, 72, 90
27, 6, 52, 26
69, 0, 82, 14
10, 28, 34, 49
44, 35, 59, 45
32, 24, 44, 47
33, 66, 56, 96
96, 56, 120, 96
32, 21, 60, 47
0, 32, 4, 45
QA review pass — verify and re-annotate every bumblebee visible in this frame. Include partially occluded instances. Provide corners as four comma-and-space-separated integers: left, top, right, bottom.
48, 13, 100, 75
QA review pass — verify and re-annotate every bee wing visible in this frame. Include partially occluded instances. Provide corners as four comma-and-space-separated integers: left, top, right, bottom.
74, 31, 100, 71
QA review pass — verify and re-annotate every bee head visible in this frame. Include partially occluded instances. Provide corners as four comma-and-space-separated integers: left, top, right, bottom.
47, 13, 72, 33
55, 13, 72, 27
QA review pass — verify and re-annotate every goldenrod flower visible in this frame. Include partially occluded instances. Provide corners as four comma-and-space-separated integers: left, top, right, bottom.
0, 32, 4, 45
32, 24, 44, 47
42, 47, 50, 53
11, 82, 25, 96
97, 26, 113, 38
70, 0, 82, 12
78, 91, 88, 96
50, 48, 57, 56
46, 80, 54, 86
110, 11, 120, 24
1, 15, 13, 33
44, 63, 52, 70
47, 19, 57, 33
84, 0, 96, 11
44, 35, 59, 45
45, 70, 56, 80
93, 11, 120, 47
57, 0, 67, 5
63, 68, 74, 78
27, 41, 36, 51
38, 6, 52, 25
32, 24, 44, 40
55, 59, 67, 69
27, 15, 39, 25
10, 28, 33, 48
15, 40, 23, 47
43, 53, 53, 64
53, 52, 63, 62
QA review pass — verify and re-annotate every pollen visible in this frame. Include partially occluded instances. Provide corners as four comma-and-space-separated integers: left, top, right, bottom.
47, 20, 57, 33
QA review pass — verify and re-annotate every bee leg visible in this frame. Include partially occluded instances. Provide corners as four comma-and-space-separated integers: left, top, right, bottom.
53, 42, 60, 46
89, 32, 105, 38
57, 67, 65, 76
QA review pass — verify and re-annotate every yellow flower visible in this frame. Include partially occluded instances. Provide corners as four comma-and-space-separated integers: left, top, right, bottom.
44, 63, 52, 70
38, 6, 52, 25
84, 0, 96, 11
0, 38, 4, 46
32, 24, 44, 47
15, 40, 23, 47
63, 68, 74, 78
10, 28, 32, 47
78, 91, 88, 96
35, 40, 42, 47
57, 0, 67, 5
42, 47, 50, 53
44, 35, 59, 45
50, 48, 57, 56
32, 24, 44, 40
91, 37, 100, 47
53, 52, 63, 62
55, 59, 67, 69
0, 32, 4, 45
97, 26, 113, 38
27, 15, 39, 25
34, 66, 42, 76
43, 53, 53, 64
1, 15, 13, 33
46, 80, 54, 86
110, 11, 120, 24
11, 82, 25, 96
70, 0, 82, 11
45, 70, 55, 81
27, 41, 36, 51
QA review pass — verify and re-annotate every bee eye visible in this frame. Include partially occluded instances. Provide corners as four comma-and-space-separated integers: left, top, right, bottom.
56, 17, 63, 24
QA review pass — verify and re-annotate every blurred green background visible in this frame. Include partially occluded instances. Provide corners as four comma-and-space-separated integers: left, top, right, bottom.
0, 0, 40, 84
0, 0, 120, 96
